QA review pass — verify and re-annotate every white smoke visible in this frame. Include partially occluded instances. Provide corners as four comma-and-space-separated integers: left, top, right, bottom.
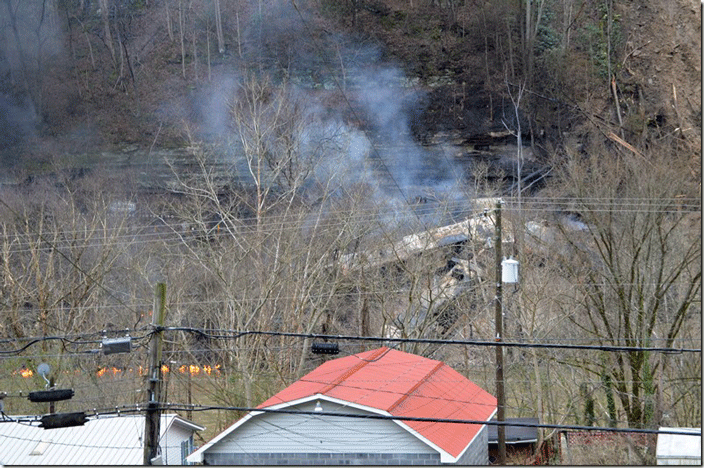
185, 2, 473, 227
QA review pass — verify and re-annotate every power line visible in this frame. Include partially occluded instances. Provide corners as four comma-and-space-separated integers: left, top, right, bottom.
5, 403, 690, 440
0, 326, 698, 357
0, 329, 152, 356
0, 196, 697, 245
161, 327, 700, 354
1, 405, 696, 451
0, 373, 691, 433
0, 279, 700, 318
151, 403, 701, 437
0, 195, 697, 262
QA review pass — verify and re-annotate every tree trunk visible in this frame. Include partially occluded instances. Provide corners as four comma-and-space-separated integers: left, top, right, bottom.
99, 0, 117, 66
165, 0, 174, 41
179, 0, 186, 79
214, 0, 224, 53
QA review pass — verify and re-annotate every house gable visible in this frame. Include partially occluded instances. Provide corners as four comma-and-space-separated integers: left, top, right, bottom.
208, 399, 435, 455
188, 347, 496, 464
257, 347, 497, 459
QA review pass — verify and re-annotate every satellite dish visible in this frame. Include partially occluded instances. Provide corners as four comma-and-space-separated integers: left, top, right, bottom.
37, 363, 51, 386
37, 363, 51, 377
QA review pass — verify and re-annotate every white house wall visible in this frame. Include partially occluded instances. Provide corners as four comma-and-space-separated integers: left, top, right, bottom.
160, 420, 196, 465
202, 400, 447, 464
656, 428, 702, 465
209, 400, 434, 455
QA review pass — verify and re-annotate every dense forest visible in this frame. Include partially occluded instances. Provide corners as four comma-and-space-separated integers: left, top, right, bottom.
0, 0, 700, 463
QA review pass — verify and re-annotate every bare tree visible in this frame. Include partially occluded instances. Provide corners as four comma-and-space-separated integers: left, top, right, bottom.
0, 173, 142, 340
549, 144, 701, 429
1, 0, 62, 119
0, 169, 155, 418
156, 75, 377, 408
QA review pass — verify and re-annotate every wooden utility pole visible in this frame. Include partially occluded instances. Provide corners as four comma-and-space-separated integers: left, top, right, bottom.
144, 283, 167, 465
49, 377, 55, 414
494, 200, 507, 464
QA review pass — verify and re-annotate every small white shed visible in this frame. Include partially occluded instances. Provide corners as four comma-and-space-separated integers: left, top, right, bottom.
0, 413, 204, 465
656, 427, 701, 465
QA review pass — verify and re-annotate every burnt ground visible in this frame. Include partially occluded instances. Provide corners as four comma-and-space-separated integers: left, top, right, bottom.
0, 1, 700, 188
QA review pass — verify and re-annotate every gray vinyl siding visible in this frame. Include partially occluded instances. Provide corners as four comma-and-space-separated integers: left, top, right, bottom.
201, 400, 491, 465
206, 400, 435, 457
204, 451, 443, 465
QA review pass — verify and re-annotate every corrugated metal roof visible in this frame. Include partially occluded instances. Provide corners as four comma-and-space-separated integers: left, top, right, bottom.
0, 413, 203, 465
256, 347, 497, 459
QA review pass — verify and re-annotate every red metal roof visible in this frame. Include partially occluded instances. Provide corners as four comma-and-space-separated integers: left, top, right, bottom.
258, 347, 497, 458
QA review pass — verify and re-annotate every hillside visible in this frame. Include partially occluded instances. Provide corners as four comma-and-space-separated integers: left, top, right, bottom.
0, 2, 700, 460
0, 0, 700, 187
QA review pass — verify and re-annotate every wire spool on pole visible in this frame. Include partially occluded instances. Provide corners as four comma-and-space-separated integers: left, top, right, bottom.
28, 389, 74, 403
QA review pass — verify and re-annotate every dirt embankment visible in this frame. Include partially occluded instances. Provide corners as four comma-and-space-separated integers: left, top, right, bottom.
617, 1, 701, 143
5, 0, 701, 182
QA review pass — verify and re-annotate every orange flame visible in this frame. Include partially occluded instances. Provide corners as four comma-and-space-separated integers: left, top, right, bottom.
178, 364, 202, 375
13, 364, 220, 379
175, 364, 221, 376
95, 367, 124, 377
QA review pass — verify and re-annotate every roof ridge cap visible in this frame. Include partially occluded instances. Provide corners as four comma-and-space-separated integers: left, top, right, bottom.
319, 347, 388, 394
387, 361, 445, 413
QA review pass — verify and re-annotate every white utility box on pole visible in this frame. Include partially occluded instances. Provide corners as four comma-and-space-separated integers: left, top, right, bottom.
501, 257, 519, 284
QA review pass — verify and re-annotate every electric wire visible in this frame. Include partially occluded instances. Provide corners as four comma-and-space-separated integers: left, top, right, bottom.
0, 196, 698, 249
154, 403, 700, 437
0, 325, 699, 357
1, 354, 694, 433
160, 327, 701, 354
0, 380, 685, 435
3, 401, 679, 442
0, 208, 696, 266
